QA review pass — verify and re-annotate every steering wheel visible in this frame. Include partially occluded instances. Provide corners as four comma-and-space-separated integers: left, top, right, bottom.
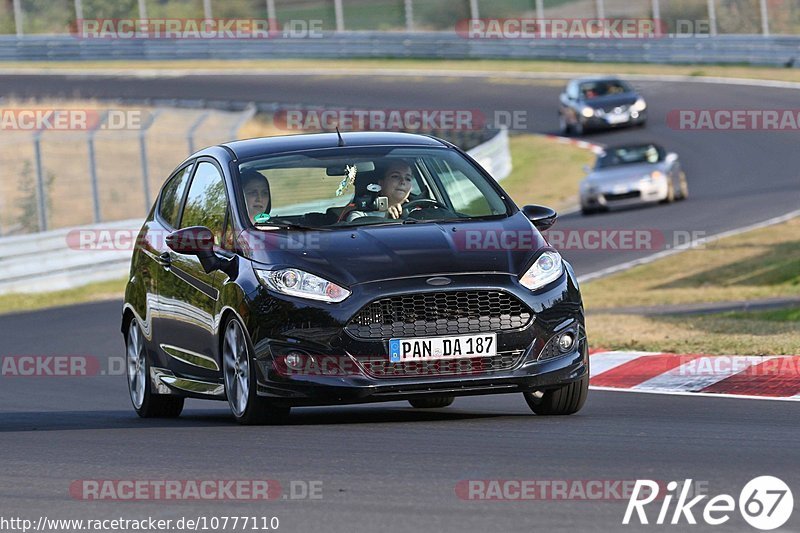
404, 198, 448, 212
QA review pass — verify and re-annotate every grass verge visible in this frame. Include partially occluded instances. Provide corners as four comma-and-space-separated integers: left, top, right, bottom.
502, 134, 593, 212
584, 217, 800, 355
0, 277, 126, 316
4, 59, 800, 84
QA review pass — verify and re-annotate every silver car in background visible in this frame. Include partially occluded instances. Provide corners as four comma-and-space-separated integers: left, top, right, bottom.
580, 143, 688, 215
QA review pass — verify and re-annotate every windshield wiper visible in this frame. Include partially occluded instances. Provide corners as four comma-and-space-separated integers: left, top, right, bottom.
254, 217, 322, 231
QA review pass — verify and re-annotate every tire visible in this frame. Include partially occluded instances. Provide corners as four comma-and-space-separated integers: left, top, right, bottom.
222, 317, 290, 425
126, 319, 184, 418
408, 396, 455, 409
523, 375, 589, 416
581, 205, 597, 216
558, 112, 570, 136
677, 172, 689, 200
572, 119, 584, 137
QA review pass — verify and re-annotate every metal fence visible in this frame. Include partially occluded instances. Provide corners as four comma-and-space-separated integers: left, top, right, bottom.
0, 103, 255, 236
0, 0, 795, 36
1, 33, 799, 67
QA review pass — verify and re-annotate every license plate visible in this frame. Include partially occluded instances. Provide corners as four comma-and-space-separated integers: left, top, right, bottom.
389, 333, 497, 362
606, 113, 629, 124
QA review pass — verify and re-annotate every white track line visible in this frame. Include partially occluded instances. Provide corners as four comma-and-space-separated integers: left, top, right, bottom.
631, 355, 776, 393
589, 351, 652, 377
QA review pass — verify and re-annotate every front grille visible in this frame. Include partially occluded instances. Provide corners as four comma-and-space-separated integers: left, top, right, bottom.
345, 290, 532, 340
358, 350, 524, 378
604, 190, 640, 201
600, 104, 630, 113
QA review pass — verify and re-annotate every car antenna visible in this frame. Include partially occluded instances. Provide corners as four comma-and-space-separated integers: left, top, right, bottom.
336, 126, 346, 147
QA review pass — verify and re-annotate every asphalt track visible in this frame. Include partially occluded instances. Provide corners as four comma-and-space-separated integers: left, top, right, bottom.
1, 72, 799, 532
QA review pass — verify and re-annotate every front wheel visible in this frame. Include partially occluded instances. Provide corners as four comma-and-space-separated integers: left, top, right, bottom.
126, 319, 184, 418
409, 396, 454, 409
523, 375, 588, 416
222, 318, 290, 425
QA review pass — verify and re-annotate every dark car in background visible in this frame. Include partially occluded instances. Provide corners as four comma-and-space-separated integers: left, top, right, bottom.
122, 132, 589, 425
559, 76, 647, 135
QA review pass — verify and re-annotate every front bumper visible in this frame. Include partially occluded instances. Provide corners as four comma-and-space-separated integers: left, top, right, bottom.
581, 176, 668, 208
581, 109, 647, 131
247, 271, 587, 406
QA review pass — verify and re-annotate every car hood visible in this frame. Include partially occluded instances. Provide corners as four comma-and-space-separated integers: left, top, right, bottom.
585, 93, 639, 111
584, 162, 662, 186
244, 212, 547, 286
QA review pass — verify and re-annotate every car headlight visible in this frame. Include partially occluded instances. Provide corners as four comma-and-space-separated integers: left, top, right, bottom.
256, 268, 351, 303
632, 98, 647, 112
580, 106, 595, 119
519, 251, 564, 291
640, 171, 666, 183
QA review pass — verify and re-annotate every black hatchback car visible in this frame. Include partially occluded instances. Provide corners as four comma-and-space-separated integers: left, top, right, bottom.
122, 132, 589, 424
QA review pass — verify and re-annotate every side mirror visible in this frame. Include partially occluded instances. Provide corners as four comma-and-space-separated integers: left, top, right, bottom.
166, 226, 236, 276
665, 152, 678, 164
523, 205, 558, 231
583, 164, 592, 173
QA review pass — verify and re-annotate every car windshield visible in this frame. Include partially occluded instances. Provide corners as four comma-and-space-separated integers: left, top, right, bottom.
238, 146, 510, 228
595, 144, 663, 169
580, 80, 632, 99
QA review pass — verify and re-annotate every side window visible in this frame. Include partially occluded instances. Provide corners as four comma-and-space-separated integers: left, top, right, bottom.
158, 164, 193, 228
179, 162, 228, 245
427, 158, 493, 216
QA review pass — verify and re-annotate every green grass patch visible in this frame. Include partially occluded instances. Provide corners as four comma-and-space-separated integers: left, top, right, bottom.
0, 277, 126, 316
584, 216, 800, 355
502, 134, 594, 211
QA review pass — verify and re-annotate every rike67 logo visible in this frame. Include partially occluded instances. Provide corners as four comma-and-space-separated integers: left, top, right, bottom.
624, 477, 793, 530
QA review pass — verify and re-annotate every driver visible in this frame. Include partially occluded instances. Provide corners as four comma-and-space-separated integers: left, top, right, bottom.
347, 160, 413, 221
240, 168, 271, 221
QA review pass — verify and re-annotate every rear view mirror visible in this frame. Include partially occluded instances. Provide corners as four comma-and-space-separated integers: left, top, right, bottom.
166, 226, 237, 277
523, 205, 558, 231
166, 226, 215, 255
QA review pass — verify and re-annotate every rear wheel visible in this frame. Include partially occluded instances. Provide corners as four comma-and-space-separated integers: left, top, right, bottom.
222, 318, 290, 425
126, 320, 184, 418
523, 375, 589, 416
408, 396, 455, 409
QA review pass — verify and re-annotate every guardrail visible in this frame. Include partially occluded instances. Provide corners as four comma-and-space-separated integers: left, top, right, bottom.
0, 127, 512, 295
1, 34, 799, 66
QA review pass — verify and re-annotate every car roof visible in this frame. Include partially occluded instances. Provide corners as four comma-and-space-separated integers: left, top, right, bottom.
219, 131, 449, 161
572, 76, 625, 84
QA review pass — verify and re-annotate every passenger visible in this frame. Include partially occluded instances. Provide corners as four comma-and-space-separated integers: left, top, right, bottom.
240, 169, 271, 221
348, 160, 414, 221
